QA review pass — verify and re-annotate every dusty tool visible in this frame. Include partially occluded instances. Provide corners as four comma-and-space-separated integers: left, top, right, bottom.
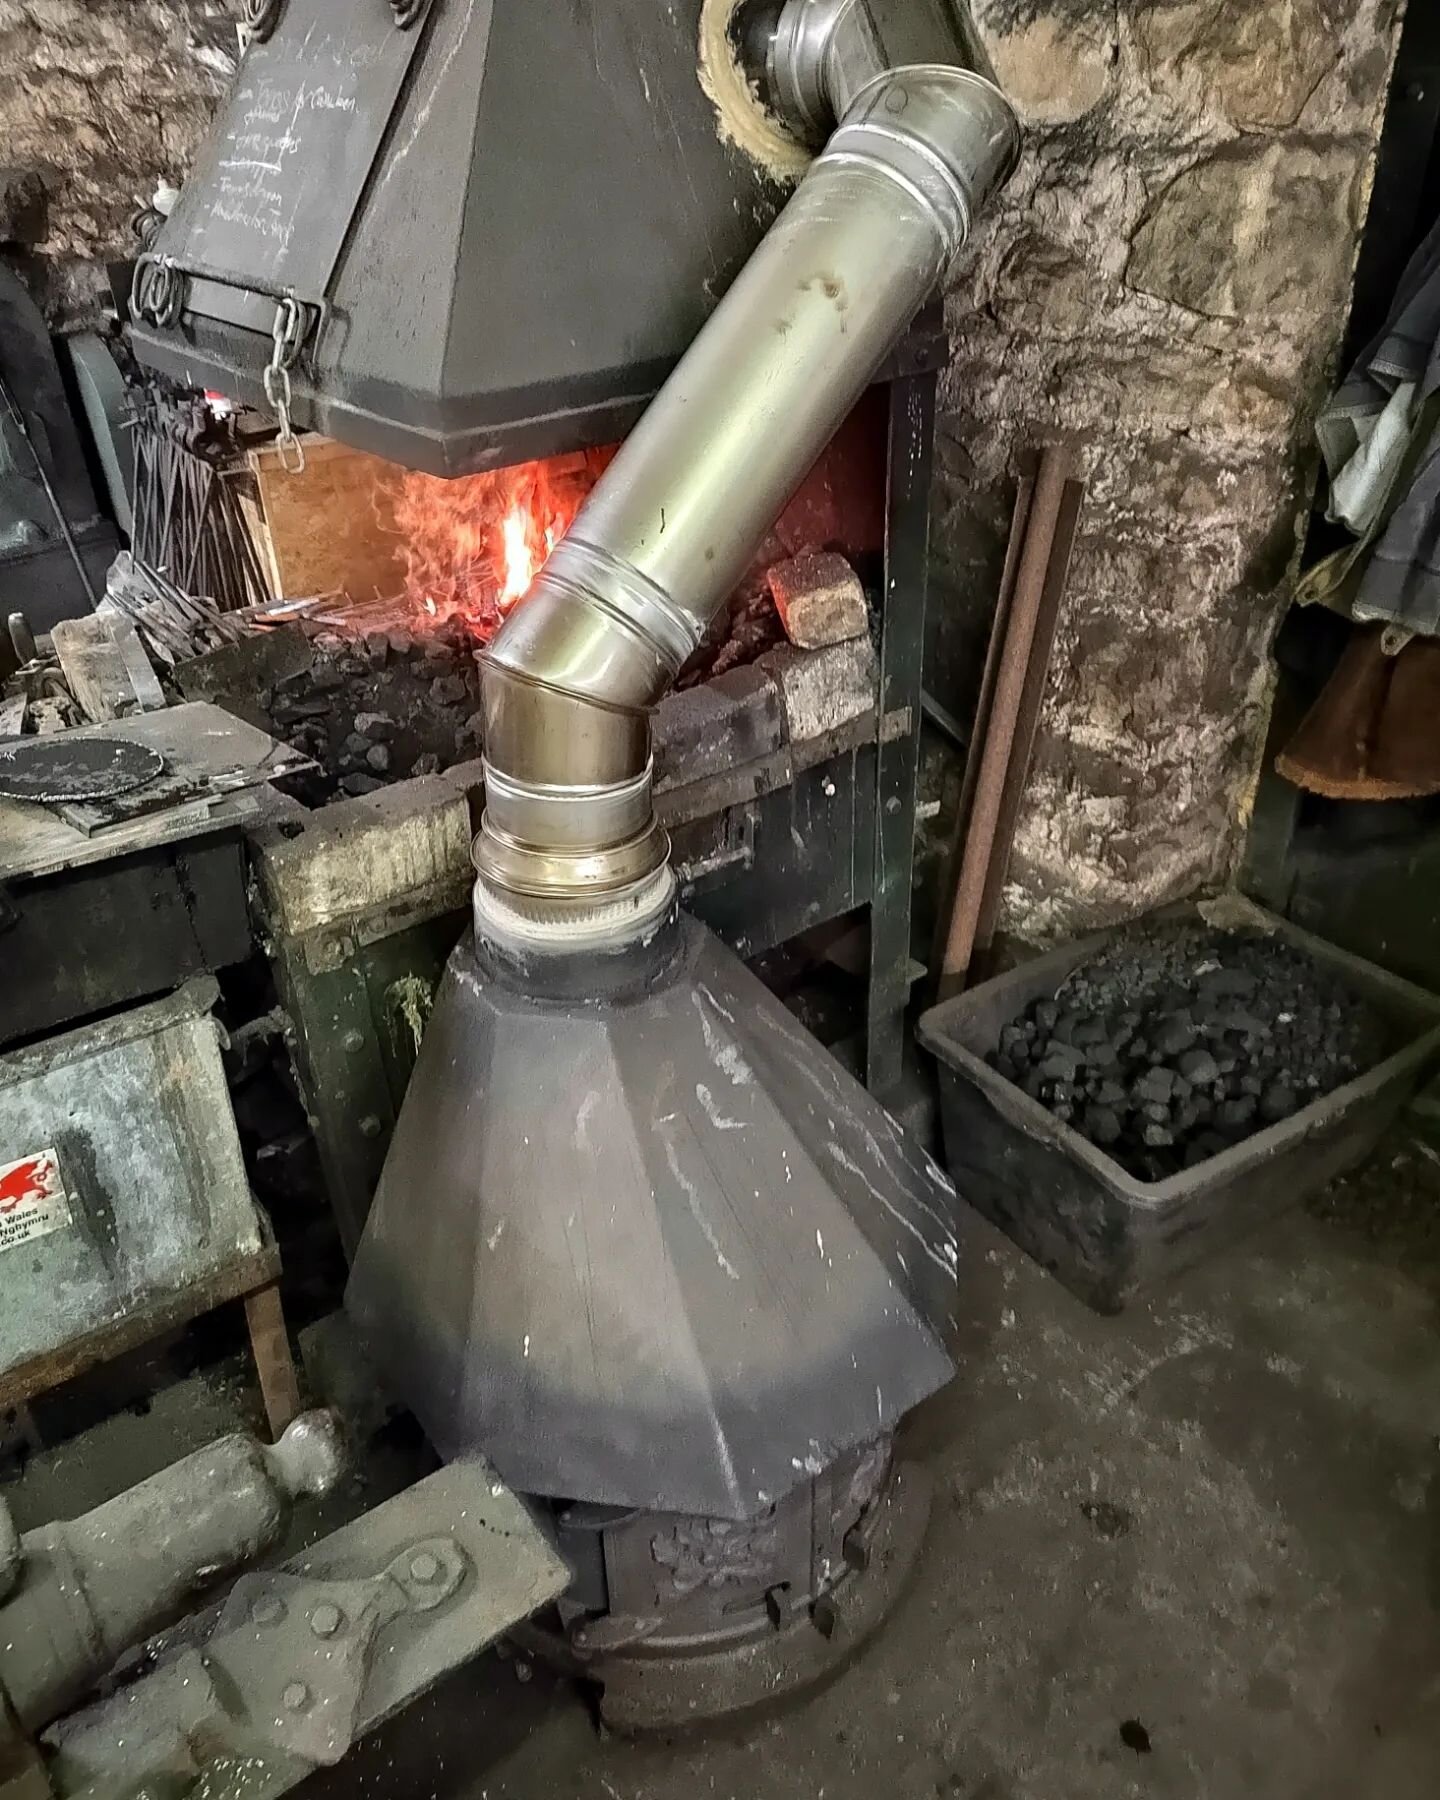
0, 1412, 343, 1740
0, 1417, 569, 1799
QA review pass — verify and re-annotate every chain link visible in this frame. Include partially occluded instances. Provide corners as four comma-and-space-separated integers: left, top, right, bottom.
241, 0, 284, 45
134, 257, 183, 330
264, 295, 308, 475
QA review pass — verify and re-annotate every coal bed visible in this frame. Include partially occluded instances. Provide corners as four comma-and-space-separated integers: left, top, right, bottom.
985, 925, 1392, 1181
263, 619, 484, 802
242, 586, 792, 808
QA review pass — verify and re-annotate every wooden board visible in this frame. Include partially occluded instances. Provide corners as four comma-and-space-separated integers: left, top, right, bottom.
51, 613, 166, 723
0, 788, 273, 883
0, 1242, 280, 1411
248, 435, 408, 604
54, 788, 217, 840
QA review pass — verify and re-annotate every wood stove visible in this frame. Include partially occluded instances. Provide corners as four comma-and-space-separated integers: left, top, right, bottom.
239, 324, 952, 1737
237, 335, 942, 1254
132, 0, 1019, 1729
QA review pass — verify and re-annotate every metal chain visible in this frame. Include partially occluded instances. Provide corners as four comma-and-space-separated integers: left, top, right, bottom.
241, 0, 284, 44
263, 295, 307, 475
135, 257, 183, 330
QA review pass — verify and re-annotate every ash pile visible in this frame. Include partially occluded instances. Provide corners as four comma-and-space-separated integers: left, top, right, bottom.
988, 926, 1391, 1180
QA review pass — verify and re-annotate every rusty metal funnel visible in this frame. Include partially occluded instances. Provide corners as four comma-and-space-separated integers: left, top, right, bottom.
345, 912, 958, 1521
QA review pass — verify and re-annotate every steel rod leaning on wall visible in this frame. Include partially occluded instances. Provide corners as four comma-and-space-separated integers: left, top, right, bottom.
937, 445, 1078, 998
929, 469, 1035, 980
968, 476, 1085, 982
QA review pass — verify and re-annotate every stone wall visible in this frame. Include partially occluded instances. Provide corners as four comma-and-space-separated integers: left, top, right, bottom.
932, 0, 1403, 941
0, 0, 240, 320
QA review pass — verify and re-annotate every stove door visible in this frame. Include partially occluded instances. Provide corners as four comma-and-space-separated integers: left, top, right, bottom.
155, 0, 438, 337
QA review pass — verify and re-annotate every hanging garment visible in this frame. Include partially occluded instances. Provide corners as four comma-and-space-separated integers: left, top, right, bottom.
1298, 215, 1440, 635
1277, 624, 1440, 799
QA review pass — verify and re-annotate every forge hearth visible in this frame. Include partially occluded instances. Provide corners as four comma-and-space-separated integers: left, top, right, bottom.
260, 616, 482, 800
253, 589, 792, 806
223, 396, 887, 806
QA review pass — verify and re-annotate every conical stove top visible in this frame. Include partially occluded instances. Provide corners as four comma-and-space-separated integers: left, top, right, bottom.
346, 911, 958, 1521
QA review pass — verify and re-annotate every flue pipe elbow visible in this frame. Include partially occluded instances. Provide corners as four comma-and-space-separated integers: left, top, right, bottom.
473, 1, 1019, 942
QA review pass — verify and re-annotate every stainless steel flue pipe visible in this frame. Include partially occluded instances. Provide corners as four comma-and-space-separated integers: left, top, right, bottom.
474, 0, 1019, 933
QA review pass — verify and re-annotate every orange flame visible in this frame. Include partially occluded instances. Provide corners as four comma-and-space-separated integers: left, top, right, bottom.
389, 454, 596, 639
500, 502, 535, 605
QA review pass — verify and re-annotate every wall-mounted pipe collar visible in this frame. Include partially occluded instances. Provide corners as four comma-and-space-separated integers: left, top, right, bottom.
766, 0, 883, 142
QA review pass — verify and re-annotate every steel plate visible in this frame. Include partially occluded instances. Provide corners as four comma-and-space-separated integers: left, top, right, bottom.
0, 736, 164, 803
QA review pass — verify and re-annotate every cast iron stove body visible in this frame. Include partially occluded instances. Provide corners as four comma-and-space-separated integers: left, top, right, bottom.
345, 898, 960, 1725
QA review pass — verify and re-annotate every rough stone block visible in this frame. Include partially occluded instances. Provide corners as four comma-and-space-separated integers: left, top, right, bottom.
976, 8, 1112, 124
653, 664, 784, 792
1135, 0, 1339, 131
759, 638, 878, 745
251, 767, 476, 939
1128, 139, 1361, 320
766, 552, 868, 650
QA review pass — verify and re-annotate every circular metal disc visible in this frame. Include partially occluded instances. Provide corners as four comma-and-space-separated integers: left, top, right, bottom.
0, 735, 165, 803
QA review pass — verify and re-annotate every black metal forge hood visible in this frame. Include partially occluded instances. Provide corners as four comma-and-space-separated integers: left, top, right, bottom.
127, 0, 785, 475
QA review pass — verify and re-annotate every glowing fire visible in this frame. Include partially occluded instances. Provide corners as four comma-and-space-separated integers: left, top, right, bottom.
500, 506, 534, 603
389, 453, 596, 639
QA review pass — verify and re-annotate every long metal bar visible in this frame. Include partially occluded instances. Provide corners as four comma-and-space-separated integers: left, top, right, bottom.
937, 446, 1072, 996
0, 370, 99, 607
953, 477, 1035, 853
867, 371, 935, 1095
967, 475, 1084, 984
928, 471, 1034, 984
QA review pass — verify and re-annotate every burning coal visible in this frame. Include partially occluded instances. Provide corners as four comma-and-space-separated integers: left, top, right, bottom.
388, 451, 605, 638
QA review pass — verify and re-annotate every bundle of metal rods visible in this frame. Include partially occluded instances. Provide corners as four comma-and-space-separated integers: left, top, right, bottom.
130, 392, 275, 614
933, 446, 1086, 1000
102, 553, 256, 668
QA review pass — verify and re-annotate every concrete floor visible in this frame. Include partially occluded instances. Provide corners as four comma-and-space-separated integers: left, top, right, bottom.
12, 1136, 1440, 1798
300, 1133, 1440, 1800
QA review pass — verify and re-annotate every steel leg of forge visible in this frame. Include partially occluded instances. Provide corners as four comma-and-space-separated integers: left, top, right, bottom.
868, 370, 937, 1096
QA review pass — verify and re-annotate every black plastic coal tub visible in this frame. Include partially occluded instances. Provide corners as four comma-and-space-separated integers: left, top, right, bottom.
917, 898, 1440, 1313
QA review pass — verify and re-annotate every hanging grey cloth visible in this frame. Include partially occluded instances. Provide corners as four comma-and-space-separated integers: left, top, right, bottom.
1301, 216, 1440, 637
